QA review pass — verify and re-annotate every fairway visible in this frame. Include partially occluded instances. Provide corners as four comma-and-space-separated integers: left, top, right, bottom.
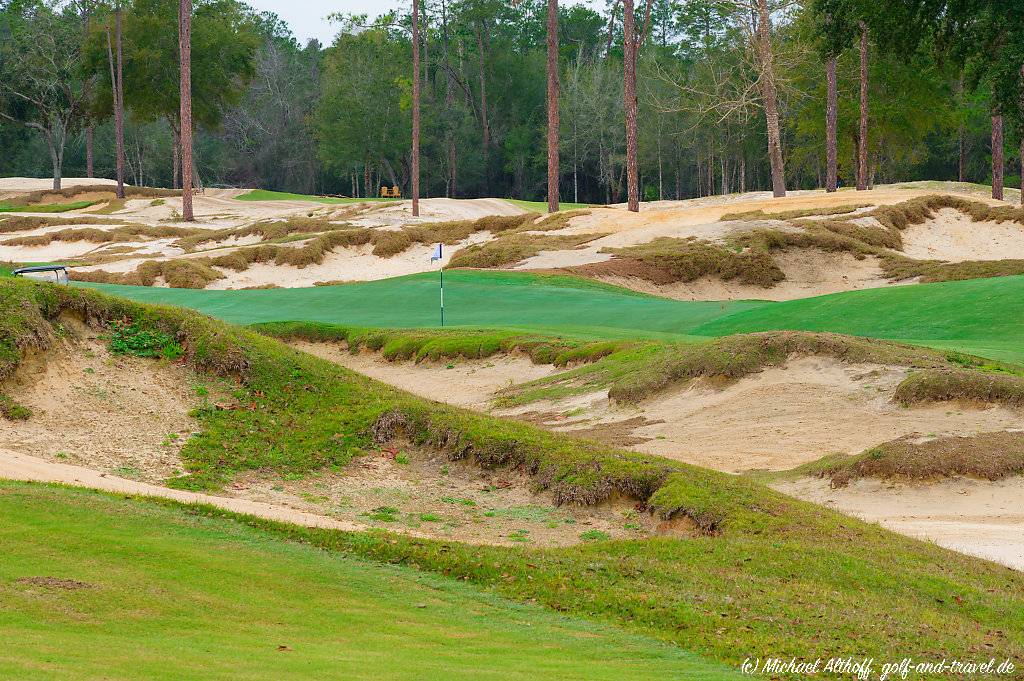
236, 189, 399, 204
76, 271, 769, 340
0, 483, 736, 681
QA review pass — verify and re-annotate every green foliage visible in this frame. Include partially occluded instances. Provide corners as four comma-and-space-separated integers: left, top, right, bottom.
0, 394, 32, 421
0, 200, 99, 213
0, 484, 725, 679
107, 320, 183, 360
813, 431, 1024, 487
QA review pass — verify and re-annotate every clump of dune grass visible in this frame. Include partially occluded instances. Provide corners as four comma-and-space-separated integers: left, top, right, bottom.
817, 431, 1024, 487
255, 321, 629, 367
720, 203, 872, 221
0, 393, 32, 420
580, 237, 785, 287
880, 254, 1024, 283
71, 259, 224, 289
449, 233, 603, 269
7, 185, 180, 206
607, 331, 968, 404
3, 224, 203, 247
0, 214, 128, 234
894, 367, 1024, 407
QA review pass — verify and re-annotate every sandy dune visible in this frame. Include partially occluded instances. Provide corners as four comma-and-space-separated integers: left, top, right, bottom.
296, 346, 1024, 570
777, 475, 1024, 570
293, 341, 560, 409
901, 208, 1024, 261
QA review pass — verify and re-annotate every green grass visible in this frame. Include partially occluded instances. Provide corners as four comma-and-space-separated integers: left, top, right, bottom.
235, 189, 398, 204
0, 200, 98, 213
504, 199, 593, 213
692, 274, 1024, 364
3, 277, 1024, 670
0, 483, 733, 680
75, 271, 768, 341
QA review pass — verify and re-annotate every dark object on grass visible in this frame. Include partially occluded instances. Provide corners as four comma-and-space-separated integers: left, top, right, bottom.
13, 265, 69, 284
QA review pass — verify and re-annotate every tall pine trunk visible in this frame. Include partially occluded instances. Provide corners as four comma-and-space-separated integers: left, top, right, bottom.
857, 21, 868, 191
956, 74, 967, 182
623, 0, 639, 212
546, 0, 560, 213
179, 0, 194, 221
476, 22, 490, 198
412, 0, 421, 216
106, 4, 126, 198
825, 56, 838, 192
755, 0, 785, 197
991, 114, 1004, 201
85, 126, 94, 178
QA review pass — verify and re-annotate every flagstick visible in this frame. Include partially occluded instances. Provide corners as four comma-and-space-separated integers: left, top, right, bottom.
440, 266, 445, 327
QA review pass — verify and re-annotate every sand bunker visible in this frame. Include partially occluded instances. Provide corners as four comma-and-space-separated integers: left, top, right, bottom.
901, 208, 1024, 262
776, 475, 1024, 570
0, 329, 200, 483
293, 341, 560, 409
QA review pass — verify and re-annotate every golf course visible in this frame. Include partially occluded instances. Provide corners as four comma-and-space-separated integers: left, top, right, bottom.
3, 0, 1024, 674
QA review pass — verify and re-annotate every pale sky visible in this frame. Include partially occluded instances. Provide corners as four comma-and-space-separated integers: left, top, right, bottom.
244, 0, 604, 47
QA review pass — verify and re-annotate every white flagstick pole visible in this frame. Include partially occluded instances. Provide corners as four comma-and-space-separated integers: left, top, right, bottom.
439, 244, 445, 327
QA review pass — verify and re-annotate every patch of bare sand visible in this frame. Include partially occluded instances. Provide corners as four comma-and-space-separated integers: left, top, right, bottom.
504, 358, 1024, 472
0, 448, 367, 533
349, 197, 524, 228
0, 328, 200, 483
0, 177, 118, 199
775, 475, 1024, 570
292, 341, 560, 409
901, 207, 1024, 261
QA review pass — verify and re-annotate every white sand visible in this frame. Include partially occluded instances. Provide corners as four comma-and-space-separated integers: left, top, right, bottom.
292, 342, 560, 409
901, 208, 1024, 261
776, 475, 1024, 571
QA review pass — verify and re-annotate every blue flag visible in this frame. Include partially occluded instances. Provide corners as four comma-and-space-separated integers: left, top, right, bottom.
430, 243, 443, 262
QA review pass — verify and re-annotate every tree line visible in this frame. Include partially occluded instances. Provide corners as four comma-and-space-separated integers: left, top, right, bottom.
1, 0, 1021, 207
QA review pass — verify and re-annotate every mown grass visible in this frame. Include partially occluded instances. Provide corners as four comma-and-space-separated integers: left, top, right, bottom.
504, 199, 592, 213
72, 270, 764, 340
0, 483, 728, 681
236, 189, 397, 204
2, 277, 1024, 669
0, 200, 99, 213
810, 432, 1024, 487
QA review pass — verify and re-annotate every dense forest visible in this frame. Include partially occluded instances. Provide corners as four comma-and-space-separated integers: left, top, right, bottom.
1, 0, 1021, 203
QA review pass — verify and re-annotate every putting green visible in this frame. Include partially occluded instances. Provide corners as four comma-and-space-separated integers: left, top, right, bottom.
74, 271, 1024, 363
0, 483, 737, 680
76, 271, 768, 341
692, 274, 1024, 363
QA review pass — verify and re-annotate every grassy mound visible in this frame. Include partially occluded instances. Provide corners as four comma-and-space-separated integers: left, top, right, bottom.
813, 432, 1024, 487
2, 277, 1024, 666
1, 484, 724, 680
256, 321, 629, 366
576, 237, 784, 288
605, 331, 1017, 404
